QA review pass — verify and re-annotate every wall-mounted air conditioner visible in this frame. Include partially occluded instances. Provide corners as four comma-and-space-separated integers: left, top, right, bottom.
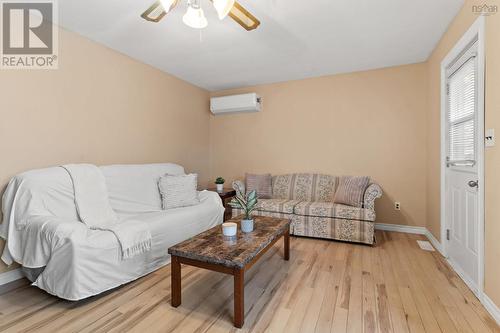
210, 93, 262, 115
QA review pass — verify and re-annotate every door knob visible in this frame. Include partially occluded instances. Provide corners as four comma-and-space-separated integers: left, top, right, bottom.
468, 180, 478, 188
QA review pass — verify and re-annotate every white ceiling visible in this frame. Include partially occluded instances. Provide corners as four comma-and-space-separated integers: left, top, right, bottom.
59, 0, 464, 91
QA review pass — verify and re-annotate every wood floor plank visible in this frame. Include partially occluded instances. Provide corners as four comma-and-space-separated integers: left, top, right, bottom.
428, 247, 500, 333
408, 235, 494, 333
0, 232, 498, 333
330, 244, 351, 333
380, 231, 426, 333
346, 245, 363, 333
247, 238, 307, 333
314, 242, 346, 333
266, 238, 319, 332
203, 245, 287, 333
297, 241, 337, 333
408, 234, 478, 333
374, 232, 409, 333
361, 245, 378, 333
370, 236, 393, 333
299, 270, 330, 333
399, 233, 459, 333
390, 232, 443, 333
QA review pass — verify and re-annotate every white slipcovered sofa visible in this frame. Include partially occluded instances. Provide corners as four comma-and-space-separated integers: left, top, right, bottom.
0, 163, 224, 300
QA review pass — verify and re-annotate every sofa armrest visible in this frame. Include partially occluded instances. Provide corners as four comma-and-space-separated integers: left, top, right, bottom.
363, 183, 382, 210
232, 180, 245, 194
3, 215, 82, 267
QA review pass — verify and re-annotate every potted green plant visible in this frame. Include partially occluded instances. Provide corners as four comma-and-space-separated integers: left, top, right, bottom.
215, 177, 225, 192
230, 187, 258, 233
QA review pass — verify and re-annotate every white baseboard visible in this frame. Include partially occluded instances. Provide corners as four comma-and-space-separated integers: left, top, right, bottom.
483, 294, 500, 325
0, 268, 24, 286
375, 223, 444, 255
425, 229, 444, 255
375, 223, 426, 235
448, 257, 480, 297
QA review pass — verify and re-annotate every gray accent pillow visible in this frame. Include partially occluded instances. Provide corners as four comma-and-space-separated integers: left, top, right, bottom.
246, 173, 272, 199
334, 176, 370, 207
158, 173, 200, 209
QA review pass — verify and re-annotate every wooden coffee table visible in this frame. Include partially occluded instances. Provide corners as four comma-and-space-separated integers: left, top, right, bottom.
168, 215, 290, 328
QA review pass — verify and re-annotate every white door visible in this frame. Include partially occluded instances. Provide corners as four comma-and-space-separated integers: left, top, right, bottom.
444, 41, 481, 294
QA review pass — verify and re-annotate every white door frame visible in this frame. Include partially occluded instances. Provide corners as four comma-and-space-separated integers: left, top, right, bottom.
440, 16, 485, 300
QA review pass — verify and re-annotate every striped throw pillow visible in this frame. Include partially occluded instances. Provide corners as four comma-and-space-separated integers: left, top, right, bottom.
334, 176, 370, 207
158, 173, 200, 209
246, 173, 272, 199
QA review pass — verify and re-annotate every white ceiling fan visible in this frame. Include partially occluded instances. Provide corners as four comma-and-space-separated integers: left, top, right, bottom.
140, 0, 260, 31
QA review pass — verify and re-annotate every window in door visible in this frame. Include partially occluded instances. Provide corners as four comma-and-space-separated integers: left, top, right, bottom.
446, 42, 477, 168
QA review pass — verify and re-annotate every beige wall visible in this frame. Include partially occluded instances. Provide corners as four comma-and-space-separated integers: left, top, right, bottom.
0, 27, 210, 273
425, 0, 500, 307
209, 64, 428, 227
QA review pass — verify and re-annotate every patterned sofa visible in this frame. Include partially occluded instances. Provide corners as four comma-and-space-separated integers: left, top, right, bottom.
232, 173, 382, 245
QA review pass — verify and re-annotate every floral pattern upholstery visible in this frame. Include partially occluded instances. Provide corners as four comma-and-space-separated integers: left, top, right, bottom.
255, 199, 301, 214
294, 201, 375, 221
232, 208, 293, 220
232, 173, 381, 245
231, 198, 300, 215
291, 215, 375, 245
272, 174, 336, 202
363, 183, 383, 210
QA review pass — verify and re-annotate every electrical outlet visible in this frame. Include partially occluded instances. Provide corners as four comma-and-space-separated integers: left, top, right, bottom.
395, 202, 401, 210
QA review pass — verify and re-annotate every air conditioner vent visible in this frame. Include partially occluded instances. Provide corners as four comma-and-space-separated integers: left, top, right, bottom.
210, 93, 262, 115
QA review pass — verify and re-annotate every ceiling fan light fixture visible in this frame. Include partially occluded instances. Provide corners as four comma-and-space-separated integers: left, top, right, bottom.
183, 0, 208, 29
213, 0, 235, 20
159, 0, 176, 12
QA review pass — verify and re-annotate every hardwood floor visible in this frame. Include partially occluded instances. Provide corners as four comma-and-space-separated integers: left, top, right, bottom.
0, 231, 498, 333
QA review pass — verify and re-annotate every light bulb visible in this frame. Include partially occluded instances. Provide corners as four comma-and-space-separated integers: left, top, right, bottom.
212, 0, 235, 19
159, 0, 176, 12
183, 3, 208, 29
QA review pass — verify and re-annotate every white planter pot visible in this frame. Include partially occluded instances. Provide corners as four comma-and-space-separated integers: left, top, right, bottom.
216, 184, 224, 192
241, 219, 254, 233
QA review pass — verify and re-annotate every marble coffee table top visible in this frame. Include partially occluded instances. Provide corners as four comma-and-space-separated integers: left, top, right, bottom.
168, 216, 290, 269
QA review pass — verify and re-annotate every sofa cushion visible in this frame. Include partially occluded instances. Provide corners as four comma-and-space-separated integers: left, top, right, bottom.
272, 173, 336, 202
255, 199, 301, 214
158, 173, 200, 210
334, 176, 370, 207
246, 173, 272, 199
232, 208, 293, 220
294, 201, 375, 221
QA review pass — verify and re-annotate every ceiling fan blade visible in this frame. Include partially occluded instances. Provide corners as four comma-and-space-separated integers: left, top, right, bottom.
141, 0, 178, 23
228, 2, 260, 31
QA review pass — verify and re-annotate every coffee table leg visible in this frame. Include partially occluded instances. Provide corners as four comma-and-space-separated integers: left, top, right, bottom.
284, 229, 290, 261
171, 255, 181, 307
234, 267, 245, 328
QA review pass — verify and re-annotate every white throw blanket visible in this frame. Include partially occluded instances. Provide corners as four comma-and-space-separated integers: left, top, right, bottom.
62, 164, 152, 259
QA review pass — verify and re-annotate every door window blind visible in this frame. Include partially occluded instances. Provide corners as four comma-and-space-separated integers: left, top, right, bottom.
447, 51, 476, 165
